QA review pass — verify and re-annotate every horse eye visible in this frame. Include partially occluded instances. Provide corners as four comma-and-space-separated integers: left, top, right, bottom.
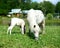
34, 25, 36, 28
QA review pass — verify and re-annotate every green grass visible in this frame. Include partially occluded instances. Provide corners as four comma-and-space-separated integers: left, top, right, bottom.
0, 25, 60, 48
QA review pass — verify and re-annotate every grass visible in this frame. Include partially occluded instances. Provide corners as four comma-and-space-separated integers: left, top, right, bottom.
0, 16, 60, 48
0, 25, 60, 48
46, 19, 60, 25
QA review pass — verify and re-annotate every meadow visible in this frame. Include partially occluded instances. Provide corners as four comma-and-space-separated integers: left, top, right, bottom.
0, 16, 60, 48
0, 25, 60, 48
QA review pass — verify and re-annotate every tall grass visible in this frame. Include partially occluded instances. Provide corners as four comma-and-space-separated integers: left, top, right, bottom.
46, 19, 60, 26
0, 16, 60, 26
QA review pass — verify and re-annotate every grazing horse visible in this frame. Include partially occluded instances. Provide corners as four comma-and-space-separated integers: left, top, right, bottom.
7, 18, 25, 35
27, 9, 45, 40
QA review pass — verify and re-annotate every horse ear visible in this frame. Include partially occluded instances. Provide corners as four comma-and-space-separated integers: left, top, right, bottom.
34, 25, 36, 28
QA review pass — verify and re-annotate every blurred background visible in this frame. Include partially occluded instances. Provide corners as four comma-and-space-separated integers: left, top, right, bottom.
0, 0, 60, 25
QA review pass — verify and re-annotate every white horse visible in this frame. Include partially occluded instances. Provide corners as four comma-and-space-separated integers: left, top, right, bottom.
7, 18, 25, 35
27, 9, 45, 40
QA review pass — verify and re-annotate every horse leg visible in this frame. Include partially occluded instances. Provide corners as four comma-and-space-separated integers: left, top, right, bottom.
42, 20, 45, 34
21, 25, 25, 34
38, 20, 45, 34
24, 25, 26, 34
7, 25, 14, 35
